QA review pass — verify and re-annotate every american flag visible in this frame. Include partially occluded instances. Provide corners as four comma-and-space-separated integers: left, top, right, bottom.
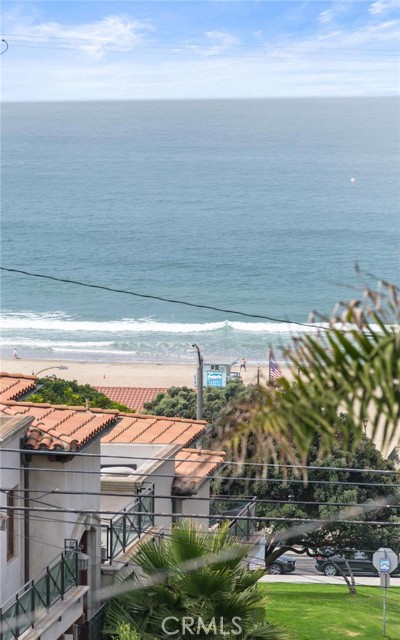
269, 356, 282, 380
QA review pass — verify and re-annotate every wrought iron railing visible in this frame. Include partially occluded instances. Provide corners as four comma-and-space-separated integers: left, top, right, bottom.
77, 601, 108, 640
209, 496, 258, 540
101, 484, 154, 564
0, 549, 78, 640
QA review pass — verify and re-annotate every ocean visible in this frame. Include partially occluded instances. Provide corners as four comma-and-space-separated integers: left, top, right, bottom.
1, 98, 399, 365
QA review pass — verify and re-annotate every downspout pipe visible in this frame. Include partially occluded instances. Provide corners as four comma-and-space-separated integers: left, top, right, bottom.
21, 443, 31, 584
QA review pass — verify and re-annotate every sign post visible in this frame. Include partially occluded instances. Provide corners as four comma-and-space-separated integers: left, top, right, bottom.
373, 548, 398, 637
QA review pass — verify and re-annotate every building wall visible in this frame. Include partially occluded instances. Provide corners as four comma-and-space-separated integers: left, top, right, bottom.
0, 427, 25, 605
181, 483, 211, 528
27, 440, 101, 586
151, 458, 175, 530
101, 443, 178, 532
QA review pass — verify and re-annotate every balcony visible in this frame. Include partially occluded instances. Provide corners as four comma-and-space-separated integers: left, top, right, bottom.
101, 484, 155, 564
0, 549, 79, 640
209, 496, 258, 540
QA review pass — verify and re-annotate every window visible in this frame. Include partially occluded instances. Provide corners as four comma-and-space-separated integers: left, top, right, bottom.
210, 365, 220, 371
7, 490, 15, 560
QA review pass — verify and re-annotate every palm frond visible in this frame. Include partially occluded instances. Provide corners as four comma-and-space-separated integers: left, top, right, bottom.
219, 279, 399, 470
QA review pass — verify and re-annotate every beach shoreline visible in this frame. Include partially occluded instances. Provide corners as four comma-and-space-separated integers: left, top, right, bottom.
1, 357, 291, 388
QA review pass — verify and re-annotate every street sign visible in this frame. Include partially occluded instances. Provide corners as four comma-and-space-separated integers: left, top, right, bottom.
373, 548, 398, 574
380, 559, 390, 574
372, 548, 398, 638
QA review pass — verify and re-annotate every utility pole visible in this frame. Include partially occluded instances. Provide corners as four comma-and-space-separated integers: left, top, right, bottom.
192, 343, 203, 420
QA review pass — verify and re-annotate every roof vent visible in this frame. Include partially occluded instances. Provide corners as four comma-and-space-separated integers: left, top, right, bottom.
101, 466, 137, 476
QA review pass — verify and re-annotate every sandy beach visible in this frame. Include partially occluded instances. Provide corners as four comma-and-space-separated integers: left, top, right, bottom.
1, 358, 290, 388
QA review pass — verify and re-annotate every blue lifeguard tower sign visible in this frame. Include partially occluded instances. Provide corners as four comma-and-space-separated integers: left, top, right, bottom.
194, 356, 239, 388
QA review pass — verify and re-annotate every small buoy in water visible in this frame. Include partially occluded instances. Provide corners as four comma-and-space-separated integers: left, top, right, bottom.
350, 177, 356, 184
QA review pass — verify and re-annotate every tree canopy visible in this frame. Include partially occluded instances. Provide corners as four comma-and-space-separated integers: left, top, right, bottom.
214, 423, 400, 561
28, 377, 130, 411
143, 379, 247, 423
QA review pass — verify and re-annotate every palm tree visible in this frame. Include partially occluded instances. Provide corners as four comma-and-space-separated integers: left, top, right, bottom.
104, 520, 288, 639
220, 278, 400, 471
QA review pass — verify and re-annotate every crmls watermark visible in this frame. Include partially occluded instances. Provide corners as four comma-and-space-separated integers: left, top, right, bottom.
161, 616, 243, 636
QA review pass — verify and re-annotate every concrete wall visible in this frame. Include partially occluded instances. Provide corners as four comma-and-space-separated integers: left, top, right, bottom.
181, 483, 211, 528
0, 426, 25, 605
28, 441, 101, 576
101, 443, 178, 532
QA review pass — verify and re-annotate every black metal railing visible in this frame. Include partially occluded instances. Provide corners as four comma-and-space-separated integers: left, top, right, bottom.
101, 485, 154, 564
209, 496, 258, 540
0, 549, 78, 640
77, 602, 108, 640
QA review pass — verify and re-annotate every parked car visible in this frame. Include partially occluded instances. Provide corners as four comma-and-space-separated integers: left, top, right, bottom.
315, 550, 400, 577
266, 554, 296, 575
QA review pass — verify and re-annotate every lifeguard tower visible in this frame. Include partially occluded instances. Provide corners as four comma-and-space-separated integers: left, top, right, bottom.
195, 356, 240, 388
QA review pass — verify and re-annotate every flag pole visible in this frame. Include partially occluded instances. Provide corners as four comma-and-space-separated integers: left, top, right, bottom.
268, 349, 271, 384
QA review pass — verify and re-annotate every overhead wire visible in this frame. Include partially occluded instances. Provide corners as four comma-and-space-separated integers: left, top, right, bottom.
2, 487, 399, 511
1, 36, 398, 60
0, 266, 332, 329
2, 446, 400, 479
4, 44, 399, 62
2, 501, 400, 528
7, 507, 400, 589
1, 462, 400, 488
3, 445, 400, 476
3, 34, 398, 51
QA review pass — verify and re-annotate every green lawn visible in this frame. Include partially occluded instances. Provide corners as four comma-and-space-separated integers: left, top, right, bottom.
261, 584, 400, 640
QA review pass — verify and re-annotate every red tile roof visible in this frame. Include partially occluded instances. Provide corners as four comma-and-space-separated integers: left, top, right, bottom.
0, 374, 206, 452
101, 414, 207, 447
94, 386, 168, 411
173, 448, 226, 495
0, 373, 37, 402
0, 400, 118, 451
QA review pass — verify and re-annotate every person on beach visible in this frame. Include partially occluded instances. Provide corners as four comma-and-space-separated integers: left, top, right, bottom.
240, 358, 246, 372
13, 348, 20, 360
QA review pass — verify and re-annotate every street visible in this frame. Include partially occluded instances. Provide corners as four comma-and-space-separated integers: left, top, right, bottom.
260, 552, 400, 586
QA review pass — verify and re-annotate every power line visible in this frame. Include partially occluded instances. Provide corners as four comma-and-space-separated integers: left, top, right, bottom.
2, 446, 400, 476
3, 35, 399, 52
2, 37, 398, 60
3, 501, 400, 527
1, 463, 400, 488
0, 266, 330, 329
4, 43, 399, 62
1, 463, 399, 488
3, 487, 399, 512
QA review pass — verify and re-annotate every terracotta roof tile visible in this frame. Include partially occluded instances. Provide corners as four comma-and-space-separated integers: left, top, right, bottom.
0, 373, 205, 453
95, 386, 168, 411
102, 414, 207, 447
173, 449, 226, 495
0, 399, 118, 452
0, 373, 37, 402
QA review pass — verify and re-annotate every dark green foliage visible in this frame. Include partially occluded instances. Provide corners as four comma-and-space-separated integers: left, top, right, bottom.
143, 380, 247, 423
28, 377, 130, 411
215, 424, 400, 557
